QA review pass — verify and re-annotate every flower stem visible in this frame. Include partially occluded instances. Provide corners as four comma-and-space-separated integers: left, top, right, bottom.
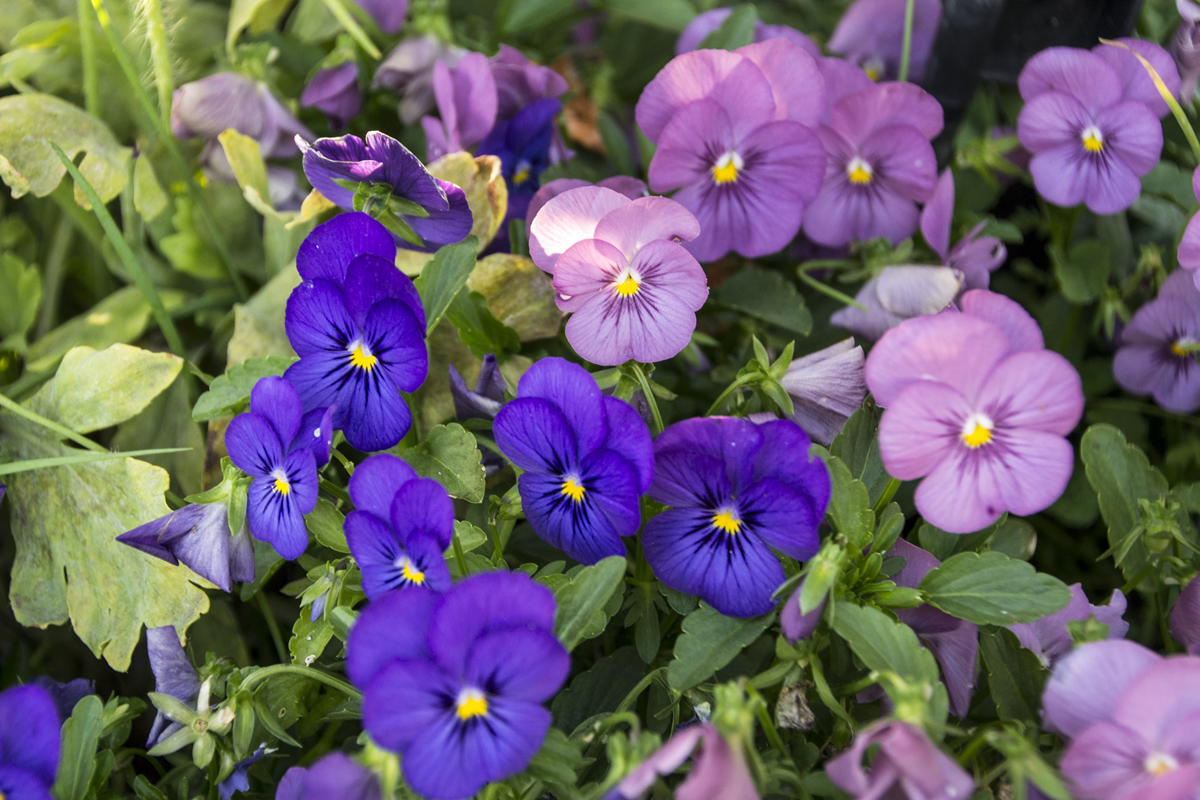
141, 0, 175, 130
256, 591, 289, 664
240, 664, 364, 703
628, 362, 664, 435
796, 268, 868, 311
77, 0, 100, 116
898, 0, 916, 83
871, 477, 902, 518
706, 375, 754, 416
451, 528, 469, 576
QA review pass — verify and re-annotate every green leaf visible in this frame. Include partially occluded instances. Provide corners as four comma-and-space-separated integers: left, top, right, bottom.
667, 604, 774, 691
829, 405, 890, 504
25, 286, 161, 373
817, 449, 873, 547
0, 93, 130, 206
306, 498, 348, 553
112, 375, 205, 496
920, 551, 1072, 625
53, 695, 105, 800
551, 646, 645, 734
445, 287, 522, 359
226, 267, 303, 366
427, 154, 508, 251
979, 626, 1047, 722
192, 356, 298, 422
449, 519, 488, 555
1050, 240, 1111, 305
417, 238, 480, 335
830, 602, 939, 685
715, 265, 812, 335
697, 4, 756, 49
603, 0, 697, 31
1140, 161, 1199, 210
523, 728, 586, 800
217, 129, 277, 217
133, 155, 169, 222
0, 251, 40, 340
501, 0, 578, 32
554, 555, 627, 651
467, 253, 564, 342
228, 0, 298, 50
290, 613, 334, 666
398, 423, 486, 503
917, 516, 1000, 562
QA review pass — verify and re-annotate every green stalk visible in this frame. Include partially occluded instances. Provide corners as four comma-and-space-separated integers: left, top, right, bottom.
77, 0, 100, 115
257, 592, 289, 664
37, 214, 74, 339
319, 0, 382, 59
796, 268, 868, 311
628, 363, 664, 434
0, 391, 107, 452
140, 0, 175, 129
239, 663, 363, 702
0, 447, 191, 476
51, 142, 186, 357
705, 375, 753, 416
898, 0, 916, 83
871, 477, 902, 518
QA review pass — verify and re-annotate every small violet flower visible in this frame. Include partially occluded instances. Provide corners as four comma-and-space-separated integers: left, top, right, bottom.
449, 355, 509, 476
478, 98, 563, 222
1178, 167, 1200, 291
921, 169, 1007, 291
344, 454, 453, 599
218, 747, 265, 800
778, 338, 867, 447
284, 212, 429, 453
527, 186, 708, 365
1008, 583, 1128, 669
145, 626, 201, 750
0, 684, 60, 799
373, 36, 466, 125
675, 7, 821, 58
226, 377, 332, 560
276, 753, 382, 800
490, 45, 569, 128
636, 41, 828, 261
27, 676, 94, 724
1172, 0, 1200, 102
643, 417, 831, 618
347, 572, 570, 800
613, 723, 759, 800
493, 358, 653, 564
866, 290, 1084, 533
300, 62, 362, 130
1114, 269, 1200, 414
827, 720, 975, 800
828, 0, 943, 82
117, 500, 255, 592
421, 52, 498, 162
782, 576, 826, 643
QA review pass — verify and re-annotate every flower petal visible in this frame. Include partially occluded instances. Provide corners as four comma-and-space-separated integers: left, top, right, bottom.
0, 687, 61, 787
736, 39, 825, 126
740, 479, 821, 561
362, 660, 457, 752
977, 350, 1084, 436
347, 453, 417, 519
959, 289, 1044, 351
634, 49, 773, 142
390, 477, 454, 551
601, 396, 654, 493
1018, 47, 1123, 111
494, 397, 580, 474
249, 375, 302, 446
465, 628, 569, 702
920, 169, 954, 259
343, 253, 426, 332
593, 196, 701, 262
529, 187, 631, 274
296, 212, 395, 284
225, 414, 283, 478
345, 590, 438, 686
284, 279, 355, 357
877, 380, 969, 480
1041, 639, 1161, 738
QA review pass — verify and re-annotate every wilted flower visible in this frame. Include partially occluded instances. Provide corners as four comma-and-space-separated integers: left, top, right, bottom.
493, 358, 652, 563
526, 176, 647, 239
803, 82, 943, 247
145, 626, 202, 749
344, 454, 453, 599
831, 265, 963, 342
117, 500, 255, 592
920, 169, 1006, 290
0, 684, 60, 797
1114, 270, 1200, 414
347, 572, 569, 800
1172, 0, 1200, 101
827, 720, 975, 800
300, 61, 362, 130
1171, 576, 1200, 654
373, 36, 466, 125
276, 753, 382, 800
675, 7, 821, 57
356, 0, 408, 33
778, 338, 867, 446
172, 72, 312, 159
643, 417, 831, 617
528, 186, 708, 364
613, 724, 759, 800
1008, 583, 1128, 668
421, 52, 498, 162
867, 290, 1084, 533
637, 41, 827, 261
827, 0, 943, 82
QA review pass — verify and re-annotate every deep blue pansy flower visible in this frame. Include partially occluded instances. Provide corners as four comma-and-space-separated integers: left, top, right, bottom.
145, 626, 201, 749
0, 684, 60, 799
117, 500, 255, 592
347, 572, 569, 800
492, 357, 653, 565
643, 417, 831, 618
277, 753, 382, 800
479, 98, 562, 227
218, 746, 265, 800
226, 377, 333, 560
284, 213, 429, 453
297, 131, 473, 252
344, 454, 453, 599
28, 676, 95, 725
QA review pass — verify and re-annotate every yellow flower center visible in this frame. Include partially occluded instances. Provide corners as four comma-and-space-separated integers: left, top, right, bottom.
863, 59, 884, 81
561, 478, 586, 502
1081, 125, 1104, 153
615, 275, 640, 296
962, 414, 994, 448
456, 688, 489, 720
847, 157, 873, 185
712, 151, 743, 184
1174, 339, 1196, 358
712, 510, 741, 534
1145, 753, 1179, 777
400, 558, 425, 585
349, 341, 377, 371
273, 475, 291, 495
513, 165, 531, 185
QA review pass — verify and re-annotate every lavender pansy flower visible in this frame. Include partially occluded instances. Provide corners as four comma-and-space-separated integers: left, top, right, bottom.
298, 131, 473, 252
613, 724, 759, 800
778, 338, 867, 446
818, 57, 875, 121
117, 500, 255, 592
373, 36, 466, 125
1114, 269, 1200, 414
675, 7, 821, 58
172, 72, 313, 160
0, 684, 60, 800
867, 290, 1084, 533
803, 82, 943, 247
1016, 47, 1163, 215
344, 454, 453, 599
528, 186, 708, 365
827, 720, 975, 800
356, 0, 407, 33
1173, 578, 1200, 654
27, 676, 94, 724
493, 358, 653, 564
276, 753, 382, 800
832, 265, 964, 342
421, 52, 498, 162
1009, 583, 1128, 669
226, 377, 332, 559
284, 212, 428, 453
526, 176, 647, 240
643, 417, 831, 618
145, 626, 202, 749
347, 572, 570, 800
1173, 0, 1200, 102
637, 41, 828, 261
300, 61, 362, 130
1093, 38, 1182, 120
782, 577, 826, 643
1179, 167, 1200, 291
1041, 639, 1162, 739
828, 0, 943, 82
921, 169, 1006, 290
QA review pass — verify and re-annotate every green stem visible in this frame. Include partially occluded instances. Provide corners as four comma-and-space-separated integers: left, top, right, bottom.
142, 0, 174, 129
898, 0, 916, 82
77, 0, 100, 116
832, 673, 878, 697
796, 269, 868, 311
706, 375, 753, 416
615, 667, 666, 715
37, 214, 74, 339
240, 664, 363, 702
451, 528, 469, 576
871, 477, 902, 518
319, 0, 382, 58
0, 391, 106, 452
747, 687, 789, 756
256, 592, 288, 664
628, 363, 664, 435
320, 477, 353, 505
50, 142, 186, 358
1120, 563, 1155, 595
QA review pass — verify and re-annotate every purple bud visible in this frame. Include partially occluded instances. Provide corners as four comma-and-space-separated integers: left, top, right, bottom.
779, 338, 867, 446
827, 720, 975, 800
781, 579, 825, 643
1173, 577, 1200, 654
117, 502, 254, 593
301, 62, 362, 130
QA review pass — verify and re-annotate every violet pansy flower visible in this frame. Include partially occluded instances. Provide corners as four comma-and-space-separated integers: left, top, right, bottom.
284, 213, 429, 453
528, 186, 708, 365
490, 44, 569, 125
832, 265, 964, 342
1040, 639, 1162, 740
782, 576, 826, 643
827, 720, 975, 800
225, 377, 332, 560
277, 753, 382, 800
171, 72, 312, 160
145, 626, 202, 749
493, 358, 652, 564
449, 355, 509, 476
637, 41, 828, 261
803, 82, 943, 247
117, 500, 255, 592
828, 0, 942, 82
298, 131, 473, 252
1092, 38, 1182, 120
300, 62, 362, 131
1114, 269, 1200, 414
356, 0, 407, 33
643, 417, 831, 618
347, 572, 570, 800
778, 338, 868, 446
921, 169, 1007, 291
478, 97, 562, 222
1171, 577, 1200, 654
613, 723, 759, 800
867, 290, 1084, 533
421, 52, 498, 162
0, 684, 60, 799
1008, 583, 1128, 669
373, 36, 466, 125
1179, 167, 1200, 291
675, 8, 821, 58
27, 676, 94, 725
344, 454, 453, 599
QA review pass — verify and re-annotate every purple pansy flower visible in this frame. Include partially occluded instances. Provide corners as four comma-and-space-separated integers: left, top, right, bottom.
1041, 639, 1162, 740
637, 41, 827, 261
1172, 577, 1200, 654
921, 169, 1007, 290
478, 97, 562, 222
276, 753, 382, 800
145, 626, 202, 749
300, 62, 362, 130
1179, 167, 1200, 291
218, 747, 265, 800
225, 377, 332, 560
675, 7, 821, 58
818, 56, 875, 121
0, 684, 60, 800
1092, 38, 1182, 120
827, 720, 975, 800
373, 36, 466, 125
117, 500, 255, 592
347, 572, 570, 800
778, 338, 867, 446
803, 82, 943, 247
297, 131, 473, 252
1009, 583, 1128, 669
1172, 0, 1200, 101
27, 676, 94, 725
643, 417, 831, 618
283, 212, 429, 453
490, 45, 569, 122
832, 265, 964, 342
526, 176, 647, 239
613, 723, 759, 800
171, 72, 313, 159
421, 52, 498, 162
867, 290, 1084, 533
356, 0, 407, 33
1114, 269, 1200, 414
828, 0, 943, 82
449, 354, 507, 422
344, 454, 453, 599
528, 186, 708, 365
493, 358, 653, 564
1016, 47, 1165, 215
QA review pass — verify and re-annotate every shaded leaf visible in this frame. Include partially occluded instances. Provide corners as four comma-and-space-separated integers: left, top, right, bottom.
920, 551, 1072, 625
417, 238, 480, 335
554, 556, 627, 651
445, 288, 522, 359
698, 3, 756, 49
551, 646, 644, 733
716, 266, 812, 335
667, 604, 774, 691
427, 153, 507, 251
830, 602, 940, 684
53, 695, 105, 800
979, 626, 1046, 722
306, 498, 348, 553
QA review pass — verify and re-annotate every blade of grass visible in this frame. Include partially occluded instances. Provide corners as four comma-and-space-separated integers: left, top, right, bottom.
898, 0, 916, 82
0, 391, 107, 452
77, 0, 100, 115
319, 0, 382, 59
796, 267, 868, 311
0, 447, 193, 477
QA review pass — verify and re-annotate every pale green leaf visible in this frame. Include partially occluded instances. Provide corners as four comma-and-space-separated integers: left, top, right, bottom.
192, 355, 297, 422
467, 253, 564, 341
398, 423, 486, 503
228, 0, 298, 50
227, 266, 303, 366
25, 286, 168, 373
0, 251, 40, 340
427, 153, 508, 251
133, 155, 169, 222
53, 695, 104, 800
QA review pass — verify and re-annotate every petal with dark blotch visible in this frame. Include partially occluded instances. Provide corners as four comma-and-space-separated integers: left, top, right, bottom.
284, 279, 355, 357
518, 465, 628, 564
225, 414, 284, 478
601, 396, 654, 493
739, 478, 821, 561
362, 660, 457, 753
465, 628, 568, 702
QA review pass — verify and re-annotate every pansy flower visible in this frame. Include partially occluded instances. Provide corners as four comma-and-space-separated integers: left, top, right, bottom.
145, 626, 202, 749
778, 338, 867, 446
225, 377, 332, 560
449, 355, 509, 476
490, 44, 572, 164
300, 62, 362, 131
421, 52, 498, 162
344, 454, 453, 599
827, 0, 942, 81
493, 358, 653, 564
527, 186, 708, 365
1008, 583, 1128, 669
0, 684, 60, 799
866, 290, 1084, 533
1114, 270, 1200, 414
347, 572, 570, 800
27, 676, 94, 725
478, 97, 563, 223
1178, 167, 1200, 291
1173, 0, 1200, 102
526, 176, 647, 239
675, 8, 821, 57
1171, 577, 1200, 655
643, 417, 831, 618
832, 264, 964, 342
636, 40, 828, 261
277, 753, 382, 800
827, 720, 975, 800
117, 500, 255, 592
373, 36, 467, 125
613, 723, 759, 800
920, 169, 1006, 290
284, 213, 429, 453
